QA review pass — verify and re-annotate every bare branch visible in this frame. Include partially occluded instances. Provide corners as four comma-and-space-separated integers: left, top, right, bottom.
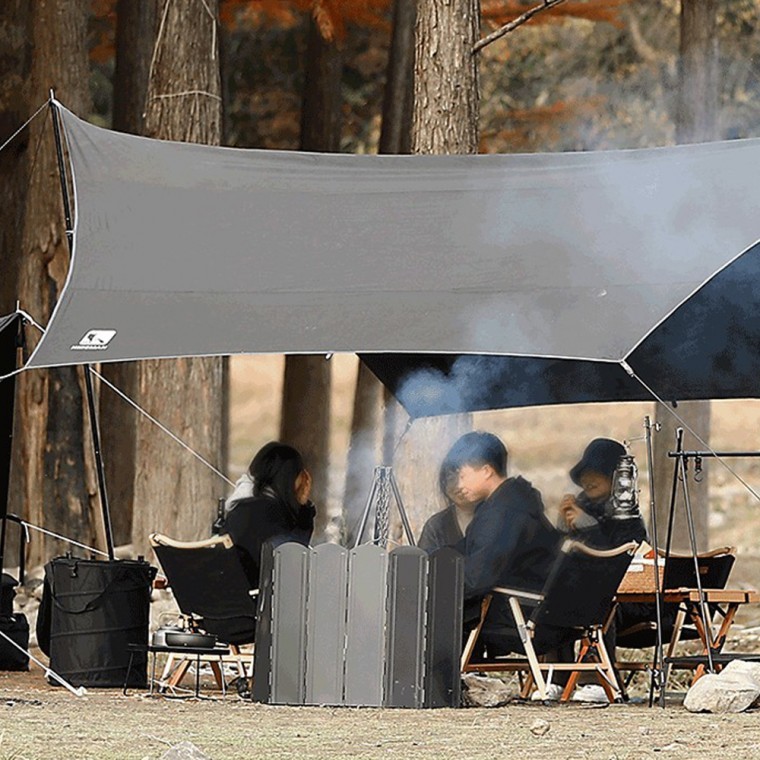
474, 0, 568, 54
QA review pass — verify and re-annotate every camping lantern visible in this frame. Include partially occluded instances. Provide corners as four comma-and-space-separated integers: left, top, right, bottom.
611, 454, 639, 520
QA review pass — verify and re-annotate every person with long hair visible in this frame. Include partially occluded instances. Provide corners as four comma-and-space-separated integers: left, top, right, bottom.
418, 454, 479, 552
223, 441, 317, 588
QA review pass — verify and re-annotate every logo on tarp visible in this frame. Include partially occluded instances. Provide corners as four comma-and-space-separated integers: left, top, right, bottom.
71, 329, 117, 351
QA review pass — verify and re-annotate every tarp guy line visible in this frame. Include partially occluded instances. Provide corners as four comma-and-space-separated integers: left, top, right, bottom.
621, 360, 760, 506
12, 312, 234, 488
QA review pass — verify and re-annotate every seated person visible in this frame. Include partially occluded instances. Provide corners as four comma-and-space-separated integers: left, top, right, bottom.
549, 438, 650, 702
222, 441, 317, 589
447, 431, 560, 654
418, 454, 479, 553
558, 437, 647, 548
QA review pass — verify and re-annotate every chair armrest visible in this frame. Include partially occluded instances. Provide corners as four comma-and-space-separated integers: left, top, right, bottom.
492, 586, 544, 602
150, 532, 234, 550
563, 540, 639, 558
656, 545, 735, 559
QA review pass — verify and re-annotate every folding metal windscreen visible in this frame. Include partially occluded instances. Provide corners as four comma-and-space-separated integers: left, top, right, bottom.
256, 542, 463, 708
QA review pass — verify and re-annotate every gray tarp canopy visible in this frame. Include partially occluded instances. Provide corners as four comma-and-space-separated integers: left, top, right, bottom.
24, 104, 760, 414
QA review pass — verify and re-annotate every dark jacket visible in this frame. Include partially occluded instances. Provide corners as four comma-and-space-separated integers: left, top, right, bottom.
418, 505, 464, 553
223, 491, 315, 589
561, 491, 647, 548
460, 476, 560, 604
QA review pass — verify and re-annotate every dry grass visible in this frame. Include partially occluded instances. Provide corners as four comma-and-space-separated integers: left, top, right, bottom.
4, 667, 760, 760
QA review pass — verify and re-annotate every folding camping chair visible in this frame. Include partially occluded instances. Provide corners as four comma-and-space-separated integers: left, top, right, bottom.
616, 546, 735, 647
461, 540, 638, 702
615, 546, 735, 684
149, 533, 258, 695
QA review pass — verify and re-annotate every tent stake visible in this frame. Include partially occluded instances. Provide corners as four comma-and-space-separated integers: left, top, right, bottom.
48, 94, 115, 562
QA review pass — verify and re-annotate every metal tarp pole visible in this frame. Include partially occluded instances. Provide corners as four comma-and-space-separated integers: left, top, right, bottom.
644, 415, 666, 708
49, 94, 115, 562
0, 315, 21, 572
674, 433, 715, 673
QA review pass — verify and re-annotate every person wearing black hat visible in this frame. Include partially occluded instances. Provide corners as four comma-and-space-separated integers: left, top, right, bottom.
545, 437, 647, 703
558, 437, 647, 548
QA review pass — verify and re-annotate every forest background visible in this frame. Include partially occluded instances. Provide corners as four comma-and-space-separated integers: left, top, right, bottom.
1, 0, 760, 572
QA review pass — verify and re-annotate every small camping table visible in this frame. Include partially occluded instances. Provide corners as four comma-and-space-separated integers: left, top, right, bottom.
124, 642, 231, 698
613, 588, 759, 683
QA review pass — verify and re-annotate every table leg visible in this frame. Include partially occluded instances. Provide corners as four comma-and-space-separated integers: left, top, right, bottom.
690, 602, 739, 682
150, 650, 157, 696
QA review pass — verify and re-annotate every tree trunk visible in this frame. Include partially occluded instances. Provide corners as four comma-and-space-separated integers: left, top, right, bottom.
0, 1, 31, 315
391, 0, 479, 539
676, 0, 718, 145
412, 0, 480, 155
379, 0, 416, 156
299, 15, 343, 153
0, 1, 31, 564
340, 0, 418, 546
279, 15, 343, 541
113, 0, 156, 135
99, 0, 157, 547
653, 405, 711, 553
342, 362, 382, 546
379, 0, 416, 503
15, 0, 101, 567
279, 356, 332, 539
653, 0, 717, 552
132, 0, 226, 556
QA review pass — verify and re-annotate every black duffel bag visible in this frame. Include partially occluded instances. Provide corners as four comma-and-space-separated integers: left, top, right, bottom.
0, 613, 29, 671
40, 556, 157, 688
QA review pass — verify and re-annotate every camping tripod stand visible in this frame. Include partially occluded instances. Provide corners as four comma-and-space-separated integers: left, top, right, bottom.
353, 466, 416, 549
647, 427, 718, 707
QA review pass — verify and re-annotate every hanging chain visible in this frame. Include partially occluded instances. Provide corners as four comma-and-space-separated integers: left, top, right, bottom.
373, 467, 392, 547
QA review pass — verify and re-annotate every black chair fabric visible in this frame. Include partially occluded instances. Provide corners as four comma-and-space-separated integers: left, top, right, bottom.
662, 554, 735, 590
533, 545, 634, 630
152, 540, 257, 646
479, 542, 635, 657
617, 552, 735, 649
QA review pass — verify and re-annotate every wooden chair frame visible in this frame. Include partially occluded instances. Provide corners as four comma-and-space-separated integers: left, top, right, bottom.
461, 540, 637, 702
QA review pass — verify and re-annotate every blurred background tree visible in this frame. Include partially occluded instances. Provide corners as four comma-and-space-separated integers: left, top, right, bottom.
3, 0, 760, 558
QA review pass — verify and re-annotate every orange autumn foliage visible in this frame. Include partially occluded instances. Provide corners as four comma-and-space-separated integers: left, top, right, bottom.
481, 96, 606, 152
220, 0, 301, 29
221, 0, 389, 40
482, 0, 630, 29
89, 0, 390, 62
89, 0, 116, 64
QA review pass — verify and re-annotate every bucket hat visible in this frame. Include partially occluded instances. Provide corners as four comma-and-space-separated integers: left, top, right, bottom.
569, 438, 626, 486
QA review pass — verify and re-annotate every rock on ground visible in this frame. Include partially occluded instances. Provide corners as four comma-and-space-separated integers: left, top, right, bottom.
684, 660, 760, 713
461, 673, 513, 707
159, 741, 211, 760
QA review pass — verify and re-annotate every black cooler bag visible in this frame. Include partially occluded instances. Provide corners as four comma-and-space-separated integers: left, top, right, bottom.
42, 557, 156, 688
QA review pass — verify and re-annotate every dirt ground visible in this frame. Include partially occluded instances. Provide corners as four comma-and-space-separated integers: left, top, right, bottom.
4, 364, 760, 759
2, 666, 760, 760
